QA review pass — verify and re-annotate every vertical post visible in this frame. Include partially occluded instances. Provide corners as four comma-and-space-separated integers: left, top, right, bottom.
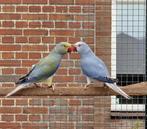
145, 1, 147, 128
145, 96, 147, 129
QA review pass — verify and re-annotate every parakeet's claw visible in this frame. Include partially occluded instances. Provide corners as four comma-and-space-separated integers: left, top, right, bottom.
84, 84, 90, 90
84, 77, 91, 90
52, 84, 55, 91
34, 83, 41, 88
48, 84, 55, 91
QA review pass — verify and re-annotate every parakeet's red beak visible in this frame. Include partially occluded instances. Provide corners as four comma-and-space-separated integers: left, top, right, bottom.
67, 46, 77, 52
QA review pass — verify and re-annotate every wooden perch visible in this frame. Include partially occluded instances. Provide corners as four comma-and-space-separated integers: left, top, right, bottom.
0, 82, 147, 97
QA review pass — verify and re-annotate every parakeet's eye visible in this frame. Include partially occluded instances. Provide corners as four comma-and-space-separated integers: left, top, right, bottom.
78, 44, 81, 47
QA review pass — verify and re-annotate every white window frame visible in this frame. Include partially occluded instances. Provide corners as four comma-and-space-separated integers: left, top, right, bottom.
111, 0, 145, 111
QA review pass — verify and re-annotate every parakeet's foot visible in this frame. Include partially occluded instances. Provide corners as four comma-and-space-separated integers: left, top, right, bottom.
48, 84, 55, 92
84, 77, 91, 90
34, 83, 41, 88
84, 84, 90, 90
103, 83, 107, 88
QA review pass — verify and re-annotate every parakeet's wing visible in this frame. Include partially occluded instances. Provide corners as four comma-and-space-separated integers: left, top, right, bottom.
81, 56, 113, 83
17, 65, 36, 83
16, 57, 60, 85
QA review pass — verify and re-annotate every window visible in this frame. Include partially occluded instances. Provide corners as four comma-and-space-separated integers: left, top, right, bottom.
111, 0, 146, 111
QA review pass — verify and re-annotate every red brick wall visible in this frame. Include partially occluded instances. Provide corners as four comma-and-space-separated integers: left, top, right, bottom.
0, 0, 95, 88
0, 0, 121, 128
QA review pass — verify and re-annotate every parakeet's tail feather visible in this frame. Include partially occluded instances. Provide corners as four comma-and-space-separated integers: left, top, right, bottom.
15, 78, 28, 85
5, 83, 29, 97
105, 83, 131, 99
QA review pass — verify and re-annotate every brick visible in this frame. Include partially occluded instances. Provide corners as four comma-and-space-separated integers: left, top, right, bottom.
22, 45, 47, 51
29, 37, 41, 43
56, 6, 68, 13
69, 68, 81, 75
83, 22, 94, 29
22, 60, 37, 67
82, 115, 94, 121
75, 30, 94, 37
54, 76, 74, 82
2, 6, 15, 12
22, 14, 47, 20
29, 22, 41, 28
42, 6, 54, 12
0, 14, 21, 20
0, 122, 20, 128
42, 22, 54, 28
16, 37, 28, 43
75, 0, 95, 5
15, 115, 28, 121
43, 99, 55, 106
50, 30, 74, 36
84, 37, 94, 44
49, 107, 67, 114
2, 21, 14, 27
0, 0, 21, 4
2, 68, 14, 74
0, 45, 21, 51
16, 99, 28, 106
82, 99, 94, 106
22, 123, 48, 129
50, 14, 73, 20
16, 21, 28, 28
61, 60, 74, 67
79, 107, 94, 114
29, 115, 41, 121
23, 0, 47, 4
1, 115, 14, 122
50, 0, 74, 5
69, 99, 81, 106
16, 52, 28, 59
0, 29, 22, 35
49, 122, 74, 128
29, 99, 42, 106
56, 68, 67, 75
29, 6, 41, 12
29, 53, 41, 59
55, 22, 67, 28
70, 53, 80, 59
2, 37, 14, 43
69, 22, 81, 28
68, 37, 80, 43
83, 6, 94, 13
0, 107, 21, 113
16, 6, 28, 12
42, 37, 54, 43
24, 29, 48, 35
2, 99, 14, 106
15, 68, 28, 74
2, 83, 14, 87
74, 15, 94, 21
55, 37, 67, 43
96, 32, 110, 37
23, 107, 48, 114
2, 52, 14, 59
69, 6, 81, 13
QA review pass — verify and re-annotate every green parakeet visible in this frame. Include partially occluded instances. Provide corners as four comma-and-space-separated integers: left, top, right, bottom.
6, 42, 73, 97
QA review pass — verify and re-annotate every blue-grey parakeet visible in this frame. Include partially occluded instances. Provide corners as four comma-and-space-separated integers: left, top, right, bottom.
6, 42, 73, 97
73, 41, 131, 99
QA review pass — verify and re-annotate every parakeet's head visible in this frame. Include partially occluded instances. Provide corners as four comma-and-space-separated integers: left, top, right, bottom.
73, 41, 91, 54
54, 42, 73, 55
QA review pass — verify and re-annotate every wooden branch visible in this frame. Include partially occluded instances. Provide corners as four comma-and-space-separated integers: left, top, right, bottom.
1, 82, 147, 97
